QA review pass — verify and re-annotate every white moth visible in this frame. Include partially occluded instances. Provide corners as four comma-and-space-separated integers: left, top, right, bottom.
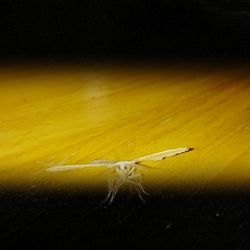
47, 147, 192, 203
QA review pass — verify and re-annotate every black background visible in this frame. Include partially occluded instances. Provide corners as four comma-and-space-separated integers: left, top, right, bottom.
1, 0, 250, 60
1, 189, 250, 249
1, 1, 250, 249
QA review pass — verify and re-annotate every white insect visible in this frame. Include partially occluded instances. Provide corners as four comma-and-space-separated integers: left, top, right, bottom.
47, 147, 192, 203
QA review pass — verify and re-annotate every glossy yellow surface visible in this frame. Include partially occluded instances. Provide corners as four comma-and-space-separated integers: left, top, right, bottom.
0, 63, 250, 191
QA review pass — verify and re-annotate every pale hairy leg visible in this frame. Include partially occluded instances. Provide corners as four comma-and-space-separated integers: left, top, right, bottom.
105, 177, 116, 202
105, 176, 124, 204
126, 174, 149, 202
110, 177, 125, 204
126, 179, 146, 202
128, 173, 149, 195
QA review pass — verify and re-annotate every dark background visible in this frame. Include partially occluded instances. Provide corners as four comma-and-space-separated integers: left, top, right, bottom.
1, 1, 250, 249
1, 0, 250, 61
1, 189, 250, 249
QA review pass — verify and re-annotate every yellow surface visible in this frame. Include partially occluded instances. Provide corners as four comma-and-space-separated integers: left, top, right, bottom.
0, 62, 250, 191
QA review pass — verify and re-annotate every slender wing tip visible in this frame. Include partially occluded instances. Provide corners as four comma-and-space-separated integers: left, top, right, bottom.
46, 167, 61, 172
46, 166, 73, 172
179, 147, 193, 154
158, 147, 193, 160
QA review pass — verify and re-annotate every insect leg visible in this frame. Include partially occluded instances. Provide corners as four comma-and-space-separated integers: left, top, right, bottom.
109, 177, 124, 204
126, 177, 149, 202
126, 179, 146, 202
104, 176, 124, 204
128, 173, 149, 195
105, 177, 115, 202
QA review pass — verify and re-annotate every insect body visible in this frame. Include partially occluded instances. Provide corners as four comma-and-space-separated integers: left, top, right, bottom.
47, 147, 192, 203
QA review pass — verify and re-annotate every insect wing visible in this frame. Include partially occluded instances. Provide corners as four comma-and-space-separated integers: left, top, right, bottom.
47, 163, 115, 172
133, 147, 190, 162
